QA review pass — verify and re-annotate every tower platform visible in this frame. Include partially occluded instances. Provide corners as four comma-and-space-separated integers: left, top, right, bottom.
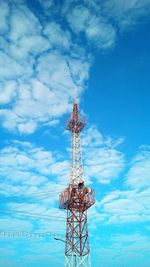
59, 185, 95, 212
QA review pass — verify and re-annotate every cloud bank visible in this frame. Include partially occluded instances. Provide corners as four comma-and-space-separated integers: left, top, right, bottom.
90, 146, 150, 225
1, 0, 150, 134
0, 1, 90, 134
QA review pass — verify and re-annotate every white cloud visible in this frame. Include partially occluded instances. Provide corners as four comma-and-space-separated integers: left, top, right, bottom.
36, 52, 86, 98
0, 1, 9, 34
0, 109, 19, 132
82, 126, 124, 184
103, 0, 150, 30
86, 19, 116, 49
126, 146, 150, 189
17, 120, 38, 134
85, 147, 124, 184
82, 125, 104, 147
65, 0, 150, 50
97, 186, 150, 224
44, 22, 71, 50
67, 5, 90, 33
0, 2, 91, 134
1, 0, 149, 134
0, 65, 90, 134
0, 51, 24, 79
38, 0, 54, 10
9, 5, 42, 42
66, 5, 116, 49
86, 146, 150, 226
16, 35, 50, 58
0, 141, 67, 196
0, 81, 17, 104
0, 140, 67, 238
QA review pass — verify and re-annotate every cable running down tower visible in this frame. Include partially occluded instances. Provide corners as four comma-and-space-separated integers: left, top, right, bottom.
59, 102, 95, 267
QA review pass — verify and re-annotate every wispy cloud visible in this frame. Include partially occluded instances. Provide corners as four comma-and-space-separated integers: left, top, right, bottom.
65, 4, 116, 50
82, 125, 125, 184
91, 146, 150, 224
0, 140, 67, 196
0, 140, 67, 241
125, 145, 150, 189
94, 232, 150, 267
83, 0, 150, 30
102, 0, 150, 30
98, 188, 150, 224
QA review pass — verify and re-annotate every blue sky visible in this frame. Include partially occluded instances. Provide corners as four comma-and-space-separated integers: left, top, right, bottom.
0, 0, 150, 266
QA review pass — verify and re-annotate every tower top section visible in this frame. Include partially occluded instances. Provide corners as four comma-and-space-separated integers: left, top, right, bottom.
66, 102, 86, 133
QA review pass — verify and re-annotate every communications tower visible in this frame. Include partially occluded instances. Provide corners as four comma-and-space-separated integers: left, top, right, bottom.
59, 102, 95, 267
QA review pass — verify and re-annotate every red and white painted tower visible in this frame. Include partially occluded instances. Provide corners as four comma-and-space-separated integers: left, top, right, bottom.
59, 102, 95, 267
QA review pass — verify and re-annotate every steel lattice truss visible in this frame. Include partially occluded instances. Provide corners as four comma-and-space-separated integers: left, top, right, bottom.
70, 132, 83, 185
59, 103, 95, 267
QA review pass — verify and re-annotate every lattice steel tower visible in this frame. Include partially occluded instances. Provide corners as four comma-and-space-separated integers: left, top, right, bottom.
59, 102, 95, 267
